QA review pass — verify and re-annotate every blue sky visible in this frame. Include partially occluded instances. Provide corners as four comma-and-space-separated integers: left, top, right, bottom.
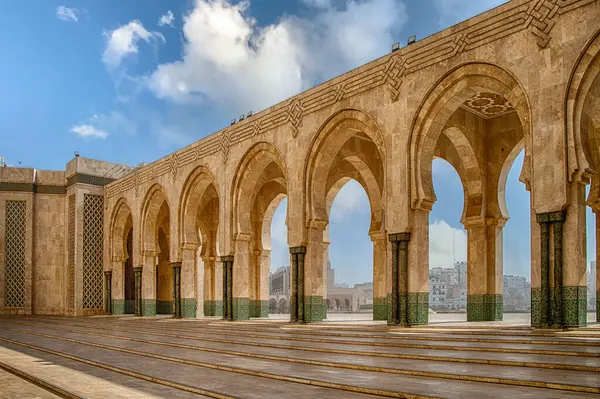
1, 0, 595, 286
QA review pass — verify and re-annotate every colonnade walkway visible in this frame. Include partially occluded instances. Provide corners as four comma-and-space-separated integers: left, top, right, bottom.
0, 315, 598, 398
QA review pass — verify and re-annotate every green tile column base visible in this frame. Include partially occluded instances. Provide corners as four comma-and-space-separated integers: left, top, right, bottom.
597, 292, 599, 323
304, 296, 324, 323
467, 294, 503, 322
322, 303, 327, 320
563, 286, 587, 328
373, 296, 388, 321
111, 299, 125, 315
156, 300, 172, 315
232, 297, 250, 321
531, 287, 542, 327
407, 292, 428, 325
249, 300, 269, 318
181, 298, 196, 318
204, 300, 223, 316
142, 299, 156, 316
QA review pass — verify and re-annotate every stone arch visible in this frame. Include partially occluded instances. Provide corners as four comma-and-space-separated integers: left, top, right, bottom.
304, 108, 387, 230
179, 165, 220, 247
565, 28, 600, 201
140, 184, 170, 254
269, 298, 277, 313
231, 141, 289, 240
409, 62, 532, 211
278, 298, 287, 314
261, 193, 286, 251
109, 197, 133, 263
497, 139, 525, 219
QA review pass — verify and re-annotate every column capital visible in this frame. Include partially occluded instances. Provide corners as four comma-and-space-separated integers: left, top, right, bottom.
290, 246, 307, 254
235, 232, 252, 242
307, 218, 328, 230
388, 232, 410, 242
104, 270, 113, 276
369, 231, 387, 242
143, 250, 157, 257
536, 210, 566, 224
181, 242, 198, 251
220, 255, 234, 262
133, 266, 143, 273
171, 261, 182, 269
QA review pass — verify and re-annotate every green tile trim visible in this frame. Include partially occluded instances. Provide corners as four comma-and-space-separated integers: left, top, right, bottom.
124, 299, 135, 314
181, 298, 196, 318
304, 296, 324, 322
232, 297, 250, 321
531, 287, 542, 327
248, 300, 269, 318
112, 299, 125, 315
407, 292, 428, 325
467, 294, 503, 321
562, 286, 587, 328
373, 296, 388, 321
156, 300, 172, 315
142, 299, 156, 316
322, 303, 327, 319
204, 300, 222, 316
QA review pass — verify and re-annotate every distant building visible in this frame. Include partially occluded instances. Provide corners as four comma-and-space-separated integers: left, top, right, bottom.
268, 266, 290, 296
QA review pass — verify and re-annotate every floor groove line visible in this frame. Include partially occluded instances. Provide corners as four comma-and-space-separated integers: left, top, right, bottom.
1, 325, 598, 395
37, 317, 599, 358
0, 336, 237, 399
0, 359, 83, 399
18, 318, 600, 373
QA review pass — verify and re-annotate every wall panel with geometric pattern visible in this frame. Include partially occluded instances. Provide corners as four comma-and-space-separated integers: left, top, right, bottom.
67, 194, 75, 310
4, 200, 26, 307
83, 194, 103, 309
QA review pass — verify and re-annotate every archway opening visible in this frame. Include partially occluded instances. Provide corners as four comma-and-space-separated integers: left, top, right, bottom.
429, 158, 467, 319
156, 213, 172, 315
327, 179, 373, 320
267, 198, 289, 317
586, 186, 597, 322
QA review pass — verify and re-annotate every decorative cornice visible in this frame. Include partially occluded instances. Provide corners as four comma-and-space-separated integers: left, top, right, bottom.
67, 173, 115, 188
104, 0, 592, 200
0, 173, 116, 194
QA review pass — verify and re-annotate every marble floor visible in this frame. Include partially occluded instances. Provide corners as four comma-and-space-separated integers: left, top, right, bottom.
0, 315, 598, 398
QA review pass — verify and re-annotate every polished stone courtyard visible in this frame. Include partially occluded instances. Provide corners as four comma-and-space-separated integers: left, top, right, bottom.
0, 315, 598, 398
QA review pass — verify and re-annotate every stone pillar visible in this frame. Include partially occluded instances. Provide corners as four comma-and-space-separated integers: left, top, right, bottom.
371, 232, 387, 321
220, 255, 234, 321
202, 255, 214, 316
104, 271, 112, 315
465, 219, 487, 321
258, 249, 270, 318
111, 258, 125, 315
180, 245, 197, 318
322, 239, 330, 319
134, 266, 142, 317
141, 250, 157, 316
530, 203, 542, 327
407, 209, 429, 325
485, 219, 505, 321
388, 233, 410, 326
304, 220, 326, 322
172, 262, 181, 318
213, 256, 223, 317
232, 236, 250, 321
290, 246, 306, 323
562, 181, 587, 328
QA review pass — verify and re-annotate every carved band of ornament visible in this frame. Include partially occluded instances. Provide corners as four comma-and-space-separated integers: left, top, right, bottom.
0, 174, 114, 194
105, 0, 590, 199
388, 232, 411, 243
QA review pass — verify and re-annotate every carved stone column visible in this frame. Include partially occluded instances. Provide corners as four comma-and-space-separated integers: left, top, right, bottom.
220, 255, 234, 321
259, 249, 271, 318
180, 244, 197, 318
407, 209, 429, 325
389, 233, 410, 326
290, 246, 306, 323
172, 262, 181, 318
232, 235, 250, 320
371, 232, 387, 321
141, 250, 157, 316
304, 219, 326, 323
104, 271, 112, 315
134, 266, 142, 317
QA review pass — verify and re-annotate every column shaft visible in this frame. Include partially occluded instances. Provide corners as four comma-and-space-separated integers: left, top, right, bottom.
389, 239, 399, 325
227, 261, 233, 321
104, 271, 112, 315
290, 249, 298, 322
539, 216, 550, 327
552, 215, 564, 327
134, 267, 142, 316
172, 263, 181, 318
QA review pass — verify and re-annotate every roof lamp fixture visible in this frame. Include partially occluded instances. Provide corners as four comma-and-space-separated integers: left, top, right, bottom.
391, 42, 400, 52
247, 111, 253, 118
239, 114, 245, 122
74, 151, 80, 157
230, 119, 236, 126
408, 35, 416, 45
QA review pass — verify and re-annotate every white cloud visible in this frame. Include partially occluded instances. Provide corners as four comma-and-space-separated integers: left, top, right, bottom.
56, 6, 78, 22
147, 0, 408, 113
330, 180, 368, 223
102, 20, 165, 68
429, 219, 466, 268
158, 10, 175, 27
432, 0, 507, 28
90, 111, 137, 136
70, 125, 108, 139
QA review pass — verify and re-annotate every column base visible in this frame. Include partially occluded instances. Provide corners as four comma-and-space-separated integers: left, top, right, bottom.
111, 300, 125, 315
304, 296, 325, 322
203, 300, 223, 316
467, 294, 503, 321
373, 296, 389, 321
563, 286, 587, 328
181, 298, 196, 318
232, 297, 250, 320
249, 300, 269, 318
407, 292, 428, 325
142, 299, 157, 316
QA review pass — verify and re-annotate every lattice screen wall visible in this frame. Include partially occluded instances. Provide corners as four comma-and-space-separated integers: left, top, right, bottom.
83, 194, 104, 309
67, 194, 75, 309
4, 200, 26, 307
